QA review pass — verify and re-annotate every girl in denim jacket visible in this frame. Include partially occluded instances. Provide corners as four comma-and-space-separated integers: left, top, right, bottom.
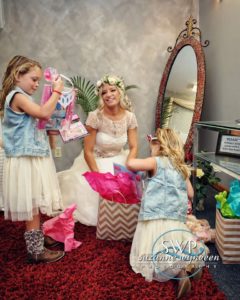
127, 128, 207, 299
0, 55, 65, 264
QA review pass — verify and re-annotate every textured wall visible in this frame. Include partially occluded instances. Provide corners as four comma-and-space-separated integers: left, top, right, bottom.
200, 0, 240, 122
200, 0, 240, 127
198, 1, 240, 185
0, 0, 198, 171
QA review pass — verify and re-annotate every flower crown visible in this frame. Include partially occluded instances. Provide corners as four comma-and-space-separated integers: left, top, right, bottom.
95, 75, 125, 96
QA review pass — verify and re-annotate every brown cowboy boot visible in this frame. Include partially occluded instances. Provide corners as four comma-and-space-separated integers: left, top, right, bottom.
24, 230, 65, 264
44, 235, 63, 248
186, 263, 203, 280
177, 269, 191, 299
27, 247, 65, 264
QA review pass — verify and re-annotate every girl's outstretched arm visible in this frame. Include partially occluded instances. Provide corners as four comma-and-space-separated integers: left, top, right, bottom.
126, 157, 156, 172
11, 77, 63, 119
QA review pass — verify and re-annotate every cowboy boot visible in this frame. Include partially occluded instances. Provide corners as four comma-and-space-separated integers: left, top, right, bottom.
186, 263, 203, 280
24, 229, 65, 264
44, 235, 63, 248
177, 269, 191, 299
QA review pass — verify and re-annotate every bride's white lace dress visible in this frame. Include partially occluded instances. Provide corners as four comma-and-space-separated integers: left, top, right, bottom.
57, 109, 138, 226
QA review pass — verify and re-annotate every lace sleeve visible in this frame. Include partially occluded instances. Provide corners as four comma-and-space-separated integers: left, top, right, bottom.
128, 112, 138, 129
85, 110, 99, 129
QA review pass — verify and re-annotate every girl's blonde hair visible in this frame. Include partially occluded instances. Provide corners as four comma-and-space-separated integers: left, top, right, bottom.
0, 55, 42, 112
96, 75, 132, 111
154, 128, 190, 179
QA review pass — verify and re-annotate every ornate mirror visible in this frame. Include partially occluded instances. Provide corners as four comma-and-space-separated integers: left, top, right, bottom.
155, 16, 209, 157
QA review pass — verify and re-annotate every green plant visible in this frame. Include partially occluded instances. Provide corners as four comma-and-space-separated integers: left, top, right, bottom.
160, 97, 178, 128
71, 76, 99, 115
195, 159, 221, 210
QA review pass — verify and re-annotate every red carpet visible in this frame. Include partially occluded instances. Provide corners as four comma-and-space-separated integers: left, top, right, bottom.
0, 212, 226, 300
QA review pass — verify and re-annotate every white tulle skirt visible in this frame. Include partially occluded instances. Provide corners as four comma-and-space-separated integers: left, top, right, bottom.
57, 150, 128, 226
130, 219, 206, 282
3, 155, 63, 221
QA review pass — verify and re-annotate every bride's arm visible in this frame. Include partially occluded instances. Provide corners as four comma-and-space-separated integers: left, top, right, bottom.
127, 127, 138, 160
84, 126, 99, 172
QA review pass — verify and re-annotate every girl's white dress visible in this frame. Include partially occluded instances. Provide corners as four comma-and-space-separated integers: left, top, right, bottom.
57, 109, 138, 226
4, 150, 63, 221
130, 219, 206, 282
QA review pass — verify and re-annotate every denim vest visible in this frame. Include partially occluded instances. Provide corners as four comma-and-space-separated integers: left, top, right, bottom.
139, 156, 188, 222
2, 87, 50, 157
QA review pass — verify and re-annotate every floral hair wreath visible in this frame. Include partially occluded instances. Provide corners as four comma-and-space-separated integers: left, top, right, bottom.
95, 75, 125, 96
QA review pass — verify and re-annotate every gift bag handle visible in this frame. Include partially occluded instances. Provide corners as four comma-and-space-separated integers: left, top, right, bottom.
44, 67, 74, 95
59, 74, 74, 95
112, 190, 127, 204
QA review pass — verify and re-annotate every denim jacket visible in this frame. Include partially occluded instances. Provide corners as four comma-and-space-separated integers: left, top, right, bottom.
138, 156, 188, 222
2, 87, 50, 157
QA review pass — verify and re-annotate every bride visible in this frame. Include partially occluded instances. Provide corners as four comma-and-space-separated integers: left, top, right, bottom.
57, 75, 138, 225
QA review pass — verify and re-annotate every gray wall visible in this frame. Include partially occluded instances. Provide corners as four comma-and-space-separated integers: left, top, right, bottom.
199, 1, 240, 185
199, 0, 240, 149
0, 0, 198, 171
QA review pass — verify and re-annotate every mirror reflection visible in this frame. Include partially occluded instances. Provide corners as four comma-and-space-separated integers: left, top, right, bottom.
156, 16, 209, 156
162, 46, 197, 144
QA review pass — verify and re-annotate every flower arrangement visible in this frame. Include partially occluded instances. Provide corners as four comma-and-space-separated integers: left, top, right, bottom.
195, 159, 221, 211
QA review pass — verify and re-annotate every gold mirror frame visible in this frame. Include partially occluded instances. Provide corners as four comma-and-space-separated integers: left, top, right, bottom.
155, 16, 209, 157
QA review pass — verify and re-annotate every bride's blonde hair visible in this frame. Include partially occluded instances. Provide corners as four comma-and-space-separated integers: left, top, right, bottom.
154, 128, 190, 179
